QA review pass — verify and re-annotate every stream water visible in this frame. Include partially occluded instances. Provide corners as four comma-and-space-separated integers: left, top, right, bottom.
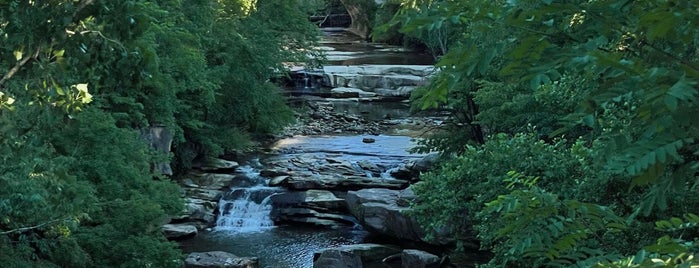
179, 28, 432, 268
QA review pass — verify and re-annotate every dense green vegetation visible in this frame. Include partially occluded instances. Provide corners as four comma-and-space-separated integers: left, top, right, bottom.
379, 0, 699, 266
0, 0, 317, 266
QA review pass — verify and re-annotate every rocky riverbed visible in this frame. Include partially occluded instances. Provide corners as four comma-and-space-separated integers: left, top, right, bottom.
167, 28, 485, 268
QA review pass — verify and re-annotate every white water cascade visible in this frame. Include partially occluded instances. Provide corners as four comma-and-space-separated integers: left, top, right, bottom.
214, 165, 279, 233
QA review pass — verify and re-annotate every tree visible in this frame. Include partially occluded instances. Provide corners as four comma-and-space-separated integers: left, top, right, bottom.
1, 0, 320, 265
384, 0, 699, 266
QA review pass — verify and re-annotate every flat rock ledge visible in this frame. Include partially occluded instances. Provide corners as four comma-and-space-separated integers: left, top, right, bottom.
185, 251, 259, 268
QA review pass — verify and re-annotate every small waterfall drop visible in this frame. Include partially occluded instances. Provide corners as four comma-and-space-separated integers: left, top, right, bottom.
214, 164, 279, 233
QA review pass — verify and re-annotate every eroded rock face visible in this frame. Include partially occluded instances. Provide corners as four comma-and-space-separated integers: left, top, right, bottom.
346, 188, 456, 245
141, 126, 174, 176
173, 167, 242, 229
314, 244, 401, 264
338, 0, 378, 39
270, 190, 357, 227
162, 223, 198, 240
401, 249, 440, 268
313, 249, 362, 268
279, 175, 408, 191
185, 251, 259, 268
346, 188, 424, 242
323, 65, 435, 99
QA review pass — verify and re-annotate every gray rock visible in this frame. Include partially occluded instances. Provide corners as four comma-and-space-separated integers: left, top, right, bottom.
184, 172, 236, 190
409, 153, 440, 173
268, 176, 290, 187
346, 188, 455, 245
345, 188, 424, 242
401, 249, 440, 268
281, 175, 407, 191
357, 160, 381, 175
140, 126, 174, 176
185, 251, 259, 268
314, 244, 401, 263
313, 249, 362, 268
260, 168, 291, 178
162, 224, 197, 239
270, 190, 353, 227
228, 174, 259, 188
176, 198, 217, 223
196, 158, 239, 172
272, 207, 357, 227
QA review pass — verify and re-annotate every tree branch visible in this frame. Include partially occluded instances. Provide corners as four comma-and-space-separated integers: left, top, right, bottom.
0, 46, 41, 89
0, 218, 66, 235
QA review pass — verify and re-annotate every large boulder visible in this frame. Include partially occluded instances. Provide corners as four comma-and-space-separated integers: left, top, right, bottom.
346, 188, 455, 245
184, 172, 236, 190
401, 249, 440, 268
193, 158, 240, 173
270, 190, 356, 227
185, 251, 259, 268
174, 198, 217, 226
314, 244, 401, 264
389, 153, 440, 181
162, 224, 198, 240
313, 249, 362, 268
270, 190, 346, 211
174, 172, 238, 228
345, 188, 424, 242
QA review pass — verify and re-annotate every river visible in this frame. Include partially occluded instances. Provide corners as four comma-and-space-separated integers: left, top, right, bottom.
179, 28, 434, 268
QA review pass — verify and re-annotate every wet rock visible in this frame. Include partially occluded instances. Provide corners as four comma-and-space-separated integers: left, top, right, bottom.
185, 251, 259, 268
401, 249, 440, 268
162, 223, 197, 240
313, 249, 362, 268
362, 137, 376, 143
314, 244, 402, 264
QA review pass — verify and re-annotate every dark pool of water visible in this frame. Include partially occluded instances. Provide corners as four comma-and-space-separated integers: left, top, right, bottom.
179, 225, 369, 268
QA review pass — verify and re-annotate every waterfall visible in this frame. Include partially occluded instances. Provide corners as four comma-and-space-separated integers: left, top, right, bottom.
214, 165, 279, 233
